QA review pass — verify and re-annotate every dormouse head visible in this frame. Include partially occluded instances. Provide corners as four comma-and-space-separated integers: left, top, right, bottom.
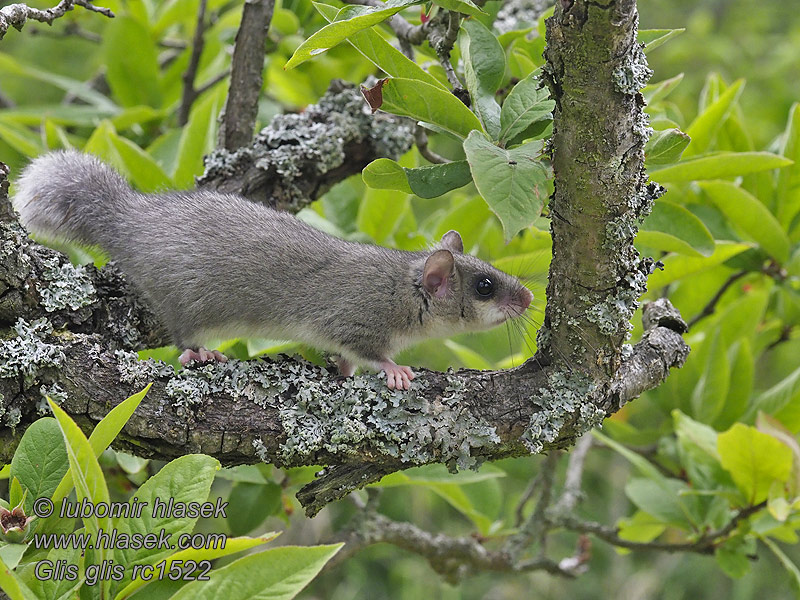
420, 230, 534, 332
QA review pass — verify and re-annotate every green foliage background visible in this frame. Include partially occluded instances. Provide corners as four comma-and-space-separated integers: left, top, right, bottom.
1, 0, 800, 598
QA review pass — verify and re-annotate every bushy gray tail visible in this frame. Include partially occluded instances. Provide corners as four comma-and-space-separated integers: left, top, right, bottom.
12, 150, 135, 248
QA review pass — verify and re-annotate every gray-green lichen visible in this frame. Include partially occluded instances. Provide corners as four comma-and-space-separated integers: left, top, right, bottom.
119, 348, 500, 470
38, 257, 96, 312
494, 0, 551, 34
37, 382, 67, 415
522, 371, 604, 453
0, 318, 64, 388
199, 81, 413, 210
613, 42, 653, 96
4, 406, 21, 429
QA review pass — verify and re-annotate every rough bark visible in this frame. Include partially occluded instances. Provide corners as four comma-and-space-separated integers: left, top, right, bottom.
0, 2, 689, 516
217, 0, 274, 151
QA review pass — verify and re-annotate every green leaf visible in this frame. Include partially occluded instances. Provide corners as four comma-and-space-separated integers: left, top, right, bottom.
47, 399, 110, 538
499, 69, 554, 144
0, 120, 43, 157
713, 290, 769, 346
717, 340, 754, 429
684, 79, 744, 157
748, 364, 800, 421
638, 28, 685, 52
168, 545, 343, 600
432, 0, 487, 16
762, 537, 800, 593
109, 133, 173, 193
442, 339, 495, 369
357, 187, 409, 243
690, 330, 729, 423
285, 1, 423, 69
673, 410, 720, 460
103, 17, 163, 108
0, 545, 26, 571
646, 242, 750, 289
625, 478, 694, 527
111, 455, 220, 595
314, 2, 447, 90
645, 128, 691, 165
379, 78, 484, 139
405, 161, 473, 198
715, 543, 751, 578
0, 53, 118, 112
374, 463, 505, 487
617, 510, 667, 543
226, 482, 282, 536
698, 181, 790, 263
83, 121, 172, 192
717, 423, 792, 504
174, 83, 226, 187
776, 103, 800, 228
642, 73, 684, 105
0, 556, 39, 600
8, 418, 68, 514
638, 199, 714, 257
112, 534, 280, 600
460, 19, 504, 139
757, 413, 800, 497
592, 431, 669, 482
650, 152, 793, 182
463, 132, 550, 242
51, 385, 150, 506
363, 158, 413, 193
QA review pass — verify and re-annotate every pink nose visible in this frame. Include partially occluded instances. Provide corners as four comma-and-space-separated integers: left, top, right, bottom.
519, 287, 533, 309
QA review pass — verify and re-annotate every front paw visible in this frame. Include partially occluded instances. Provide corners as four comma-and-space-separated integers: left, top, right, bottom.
179, 347, 228, 366
379, 360, 415, 390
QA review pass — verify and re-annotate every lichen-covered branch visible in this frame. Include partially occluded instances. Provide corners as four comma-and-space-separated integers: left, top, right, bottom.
332, 503, 575, 584
0, 0, 114, 41
536, 0, 671, 422
198, 80, 413, 211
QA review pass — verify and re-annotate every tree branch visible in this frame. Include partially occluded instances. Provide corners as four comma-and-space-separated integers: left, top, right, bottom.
331, 508, 575, 584
198, 80, 415, 211
556, 502, 767, 554
218, 0, 274, 151
177, 0, 208, 126
687, 269, 748, 329
0, 1, 113, 41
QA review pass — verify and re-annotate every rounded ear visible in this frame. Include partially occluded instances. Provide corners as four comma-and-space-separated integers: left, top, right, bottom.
440, 230, 463, 253
423, 249, 455, 298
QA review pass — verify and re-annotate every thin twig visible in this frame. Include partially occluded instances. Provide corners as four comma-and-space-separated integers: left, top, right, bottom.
328, 510, 575, 583
556, 501, 767, 554
74, 0, 113, 18
0, 0, 114, 41
414, 126, 448, 164
554, 433, 592, 514
428, 11, 462, 90
195, 69, 230, 97
507, 451, 560, 560
766, 324, 794, 351
178, 0, 208, 126
28, 21, 102, 42
687, 270, 748, 329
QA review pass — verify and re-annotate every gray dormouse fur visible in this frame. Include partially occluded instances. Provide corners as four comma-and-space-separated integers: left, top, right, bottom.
13, 150, 533, 386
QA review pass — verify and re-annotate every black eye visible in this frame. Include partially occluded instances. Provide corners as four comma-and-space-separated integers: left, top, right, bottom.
476, 277, 494, 296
